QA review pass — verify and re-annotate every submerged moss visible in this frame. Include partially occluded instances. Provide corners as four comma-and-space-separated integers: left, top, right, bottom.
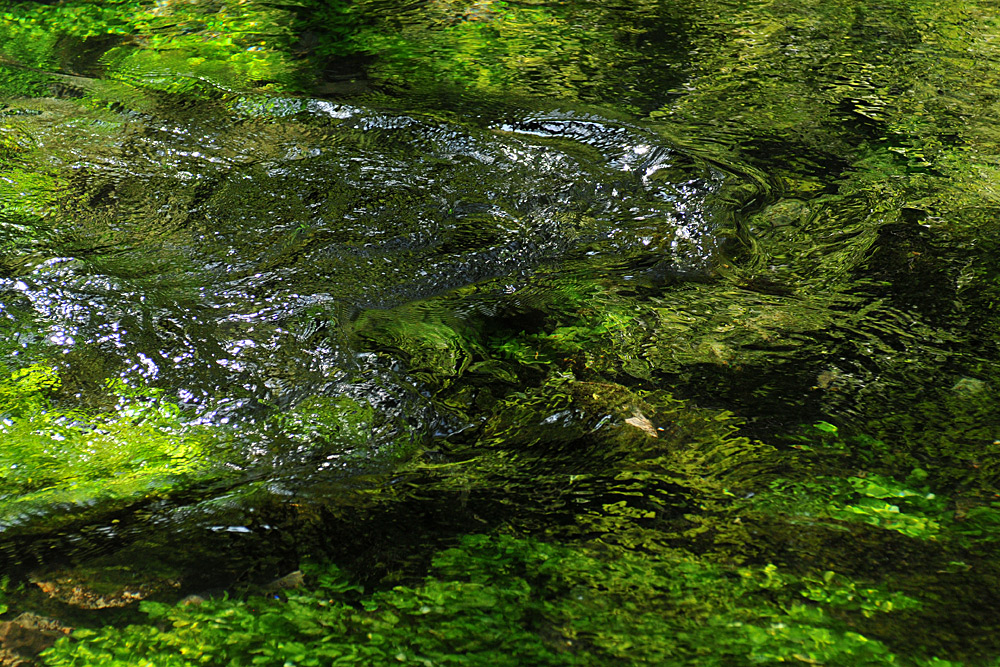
0, 367, 228, 533
2, 0, 1000, 663
42, 533, 945, 667
0, 0, 305, 96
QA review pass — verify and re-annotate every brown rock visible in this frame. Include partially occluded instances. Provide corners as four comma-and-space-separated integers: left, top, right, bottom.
0, 613, 71, 663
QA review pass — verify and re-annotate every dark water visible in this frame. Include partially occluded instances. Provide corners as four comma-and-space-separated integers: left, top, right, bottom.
0, 52, 751, 574
5, 99, 729, 401
1, 94, 744, 481
1, 0, 1000, 662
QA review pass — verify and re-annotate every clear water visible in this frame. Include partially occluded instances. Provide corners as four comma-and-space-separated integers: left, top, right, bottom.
1, 0, 999, 661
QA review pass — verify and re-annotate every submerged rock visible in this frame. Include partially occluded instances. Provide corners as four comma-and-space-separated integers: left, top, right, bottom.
951, 377, 987, 395
0, 613, 71, 665
30, 565, 180, 610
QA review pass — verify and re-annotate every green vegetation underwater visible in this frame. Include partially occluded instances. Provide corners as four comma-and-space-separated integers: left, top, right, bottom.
1, 0, 1000, 664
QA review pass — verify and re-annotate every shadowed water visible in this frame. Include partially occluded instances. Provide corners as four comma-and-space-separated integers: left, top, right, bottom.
0, 71, 760, 578
2, 1, 1000, 661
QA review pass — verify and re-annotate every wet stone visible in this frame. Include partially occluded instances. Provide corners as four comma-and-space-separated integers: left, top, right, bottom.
30, 567, 180, 610
951, 377, 987, 395
0, 613, 71, 664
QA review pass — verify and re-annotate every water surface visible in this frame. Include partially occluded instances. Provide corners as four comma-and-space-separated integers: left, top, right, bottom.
1, 0, 999, 663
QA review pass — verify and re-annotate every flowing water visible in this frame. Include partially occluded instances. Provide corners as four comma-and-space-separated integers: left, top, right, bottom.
1, 0, 1000, 663
5, 97, 729, 402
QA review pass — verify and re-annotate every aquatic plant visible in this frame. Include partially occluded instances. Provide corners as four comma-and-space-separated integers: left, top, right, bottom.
1, 0, 1000, 664
42, 534, 940, 667
0, 366, 227, 532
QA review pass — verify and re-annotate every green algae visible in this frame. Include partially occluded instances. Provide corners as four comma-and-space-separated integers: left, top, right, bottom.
41, 534, 942, 667
0, 0, 304, 95
0, 366, 227, 532
0, 0, 999, 664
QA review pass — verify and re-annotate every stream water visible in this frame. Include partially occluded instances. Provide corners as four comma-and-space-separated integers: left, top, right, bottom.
4, 97, 728, 410
1, 0, 1000, 664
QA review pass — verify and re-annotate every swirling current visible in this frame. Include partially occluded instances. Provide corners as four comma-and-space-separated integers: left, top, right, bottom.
0, 87, 757, 565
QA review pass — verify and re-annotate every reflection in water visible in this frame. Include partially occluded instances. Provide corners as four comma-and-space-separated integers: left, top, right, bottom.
0, 81, 756, 578
2, 96, 733, 423
4, 1, 999, 660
